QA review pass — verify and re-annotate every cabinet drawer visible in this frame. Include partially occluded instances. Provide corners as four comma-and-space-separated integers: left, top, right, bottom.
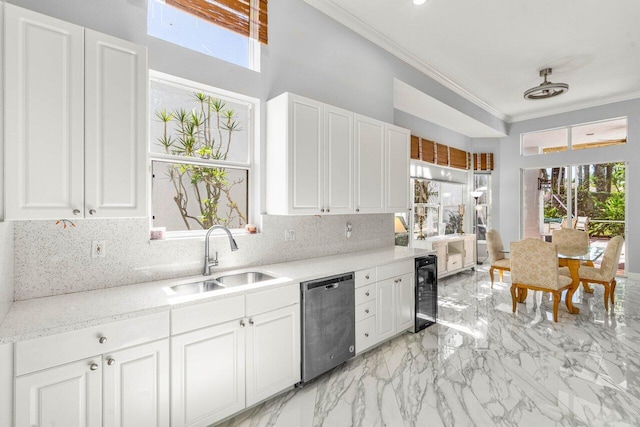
355, 301, 376, 322
355, 283, 375, 305
16, 311, 169, 376
355, 316, 377, 354
447, 253, 463, 272
246, 284, 299, 316
377, 260, 413, 281
355, 268, 376, 288
172, 295, 244, 335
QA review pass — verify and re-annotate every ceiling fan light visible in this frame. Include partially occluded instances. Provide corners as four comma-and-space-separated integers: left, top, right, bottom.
523, 68, 569, 100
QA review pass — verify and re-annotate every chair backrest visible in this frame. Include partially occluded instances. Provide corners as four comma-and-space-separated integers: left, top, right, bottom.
560, 217, 578, 229
599, 235, 625, 282
576, 216, 590, 231
552, 228, 589, 249
486, 229, 506, 263
510, 239, 560, 290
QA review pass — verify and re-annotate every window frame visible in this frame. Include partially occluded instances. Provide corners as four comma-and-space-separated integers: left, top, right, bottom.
147, 70, 260, 238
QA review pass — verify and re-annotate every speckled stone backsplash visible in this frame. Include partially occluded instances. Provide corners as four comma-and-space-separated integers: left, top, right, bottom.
0, 222, 15, 321
13, 214, 394, 300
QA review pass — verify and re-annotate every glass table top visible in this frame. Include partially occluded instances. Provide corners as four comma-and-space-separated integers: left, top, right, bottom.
500, 245, 605, 262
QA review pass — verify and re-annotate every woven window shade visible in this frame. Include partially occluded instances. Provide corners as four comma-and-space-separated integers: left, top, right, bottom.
449, 147, 468, 170
435, 143, 449, 166
473, 153, 494, 171
167, 0, 268, 44
410, 135, 420, 160
420, 138, 435, 163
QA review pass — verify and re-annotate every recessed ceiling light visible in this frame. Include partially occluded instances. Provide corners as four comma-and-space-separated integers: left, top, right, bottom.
413, 0, 427, 5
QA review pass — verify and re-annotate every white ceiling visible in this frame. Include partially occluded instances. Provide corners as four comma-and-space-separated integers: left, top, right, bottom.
305, 0, 640, 123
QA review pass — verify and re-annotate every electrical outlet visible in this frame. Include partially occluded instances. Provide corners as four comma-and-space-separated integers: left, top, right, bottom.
346, 222, 352, 239
284, 230, 296, 241
92, 241, 106, 259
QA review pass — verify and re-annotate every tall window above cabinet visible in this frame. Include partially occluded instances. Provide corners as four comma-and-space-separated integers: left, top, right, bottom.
4, 4, 147, 220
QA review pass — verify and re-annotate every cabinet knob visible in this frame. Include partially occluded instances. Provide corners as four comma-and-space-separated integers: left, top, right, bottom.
107, 358, 116, 366
356, 208, 360, 212
364, 332, 369, 337
365, 292, 370, 297
73, 209, 80, 215
90, 363, 99, 371
249, 319, 254, 326
365, 274, 370, 280
398, 278, 402, 282
240, 320, 246, 327
99, 336, 107, 344
365, 309, 370, 314
321, 208, 325, 213
89, 209, 96, 215
326, 209, 330, 213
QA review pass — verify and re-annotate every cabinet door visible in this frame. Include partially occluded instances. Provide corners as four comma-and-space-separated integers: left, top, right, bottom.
463, 237, 475, 267
103, 339, 169, 427
171, 320, 245, 427
15, 357, 102, 427
434, 243, 448, 276
385, 124, 410, 212
289, 95, 324, 214
85, 30, 148, 218
4, 4, 85, 220
376, 278, 396, 342
354, 114, 385, 213
324, 105, 353, 214
246, 304, 300, 406
396, 273, 414, 332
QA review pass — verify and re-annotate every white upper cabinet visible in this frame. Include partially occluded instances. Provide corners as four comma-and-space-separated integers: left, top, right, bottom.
4, 4, 147, 220
354, 114, 385, 214
384, 124, 411, 212
266, 93, 408, 216
4, 4, 85, 220
84, 30, 147, 218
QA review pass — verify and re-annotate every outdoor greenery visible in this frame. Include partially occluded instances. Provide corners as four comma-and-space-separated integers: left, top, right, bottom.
543, 162, 625, 237
155, 92, 246, 230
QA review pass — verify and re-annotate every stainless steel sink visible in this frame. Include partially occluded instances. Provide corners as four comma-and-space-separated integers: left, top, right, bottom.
214, 271, 277, 287
169, 272, 277, 296
170, 280, 225, 296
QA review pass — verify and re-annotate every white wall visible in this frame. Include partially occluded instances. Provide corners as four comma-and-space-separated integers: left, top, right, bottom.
497, 98, 640, 275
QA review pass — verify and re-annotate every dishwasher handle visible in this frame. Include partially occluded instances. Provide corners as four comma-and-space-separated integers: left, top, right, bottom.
325, 283, 339, 290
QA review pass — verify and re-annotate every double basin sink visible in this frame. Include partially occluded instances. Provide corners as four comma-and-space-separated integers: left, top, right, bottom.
169, 271, 277, 296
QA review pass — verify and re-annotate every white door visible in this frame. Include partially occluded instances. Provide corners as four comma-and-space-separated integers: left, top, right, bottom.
171, 320, 245, 427
395, 273, 415, 332
324, 105, 353, 214
463, 237, 475, 267
245, 304, 300, 406
289, 95, 324, 214
385, 124, 410, 212
15, 357, 102, 427
103, 339, 169, 427
4, 4, 85, 220
354, 114, 385, 213
84, 30, 148, 218
376, 278, 396, 342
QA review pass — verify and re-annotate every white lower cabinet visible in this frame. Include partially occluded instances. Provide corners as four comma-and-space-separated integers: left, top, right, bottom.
396, 273, 415, 332
15, 338, 169, 427
15, 357, 103, 427
171, 320, 246, 427
376, 278, 397, 342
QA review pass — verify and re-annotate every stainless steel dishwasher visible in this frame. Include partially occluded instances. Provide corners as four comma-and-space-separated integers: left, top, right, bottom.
300, 272, 355, 384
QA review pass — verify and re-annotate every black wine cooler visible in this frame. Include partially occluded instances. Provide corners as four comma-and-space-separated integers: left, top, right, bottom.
413, 255, 438, 333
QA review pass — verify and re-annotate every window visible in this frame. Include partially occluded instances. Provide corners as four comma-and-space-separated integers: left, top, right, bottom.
521, 117, 627, 156
147, 0, 268, 71
413, 179, 466, 240
149, 71, 257, 235
473, 174, 490, 241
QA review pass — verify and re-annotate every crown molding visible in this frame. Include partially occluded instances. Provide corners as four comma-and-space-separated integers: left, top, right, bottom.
302, 0, 510, 122
510, 90, 640, 123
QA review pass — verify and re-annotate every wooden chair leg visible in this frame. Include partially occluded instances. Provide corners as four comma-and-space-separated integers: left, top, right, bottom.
489, 267, 495, 287
552, 291, 560, 322
611, 279, 616, 304
603, 283, 610, 311
510, 285, 517, 313
499, 270, 504, 283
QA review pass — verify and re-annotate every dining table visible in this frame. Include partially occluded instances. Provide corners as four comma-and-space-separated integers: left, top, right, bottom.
500, 245, 605, 314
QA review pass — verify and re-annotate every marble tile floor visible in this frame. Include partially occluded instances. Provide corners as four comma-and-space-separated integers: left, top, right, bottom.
218, 267, 640, 427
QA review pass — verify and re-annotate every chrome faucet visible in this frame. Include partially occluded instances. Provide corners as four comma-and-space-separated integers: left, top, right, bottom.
203, 225, 239, 276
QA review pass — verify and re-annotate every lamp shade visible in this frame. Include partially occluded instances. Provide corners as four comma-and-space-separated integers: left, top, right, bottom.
394, 216, 408, 233
470, 191, 483, 199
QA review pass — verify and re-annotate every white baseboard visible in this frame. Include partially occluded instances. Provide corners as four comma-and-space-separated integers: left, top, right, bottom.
626, 272, 640, 281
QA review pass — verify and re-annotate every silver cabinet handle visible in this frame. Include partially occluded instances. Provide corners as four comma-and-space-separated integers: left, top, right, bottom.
90, 363, 99, 371
365, 274, 370, 280
99, 336, 107, 344
240, 320, 246, 327
107, 358, 115, 366
364, 332, 369, 337
73, 209, 80, 215
365, 292, 370, 297
89, 209, 96, 215
249, 319, 254, 326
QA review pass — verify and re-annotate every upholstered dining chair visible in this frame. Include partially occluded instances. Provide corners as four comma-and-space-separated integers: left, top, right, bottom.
552, 228, 589, 248
486, 229, 510, 288
578, 235, 625, 311
510, 239, 574, 322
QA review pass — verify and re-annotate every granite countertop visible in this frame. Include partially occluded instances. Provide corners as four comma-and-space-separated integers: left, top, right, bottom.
0, 246, 431, 343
